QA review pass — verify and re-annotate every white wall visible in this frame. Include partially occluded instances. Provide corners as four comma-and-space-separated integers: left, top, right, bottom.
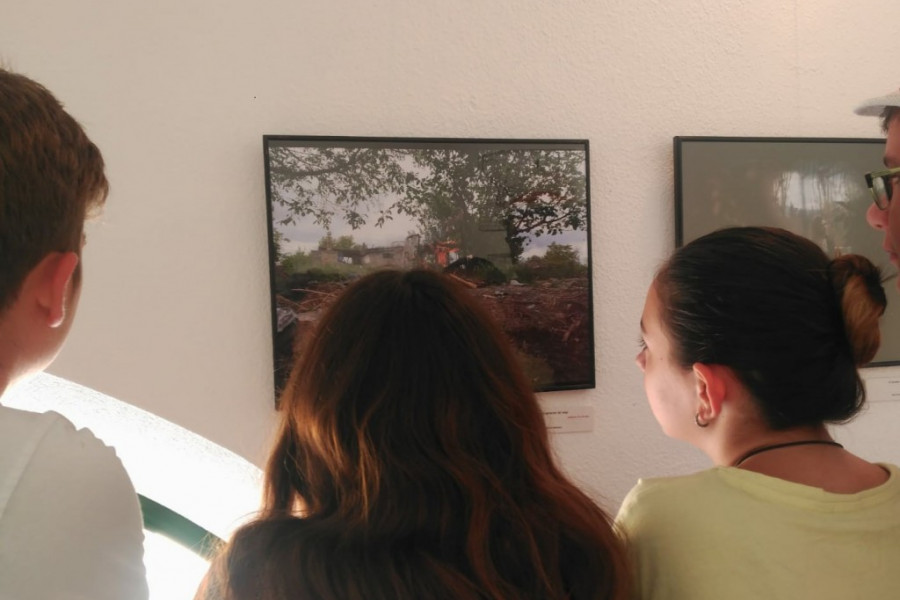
3, 0, 900, 511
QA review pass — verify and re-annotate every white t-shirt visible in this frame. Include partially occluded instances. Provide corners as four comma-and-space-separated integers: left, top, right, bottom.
0, 405, 148, 600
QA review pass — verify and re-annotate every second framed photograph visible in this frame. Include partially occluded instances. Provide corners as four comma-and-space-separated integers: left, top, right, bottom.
265, 136, 596, 400
675, 136, 898, 365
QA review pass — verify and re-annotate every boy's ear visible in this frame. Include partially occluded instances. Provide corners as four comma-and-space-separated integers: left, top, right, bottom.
692, 363, 732, 423
33, 251, 80, 328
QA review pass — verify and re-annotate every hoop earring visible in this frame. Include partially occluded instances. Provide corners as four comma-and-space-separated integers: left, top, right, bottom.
695, 413, 710, 428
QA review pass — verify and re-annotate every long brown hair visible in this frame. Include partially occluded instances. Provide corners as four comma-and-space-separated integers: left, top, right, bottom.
207, 269, 628, 600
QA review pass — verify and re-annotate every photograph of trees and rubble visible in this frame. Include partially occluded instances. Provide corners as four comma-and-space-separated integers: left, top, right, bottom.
265, 137, 596, 398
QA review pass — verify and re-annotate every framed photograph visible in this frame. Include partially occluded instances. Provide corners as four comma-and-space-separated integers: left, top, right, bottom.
675, 136, 898, 365
264, 136, 596, 400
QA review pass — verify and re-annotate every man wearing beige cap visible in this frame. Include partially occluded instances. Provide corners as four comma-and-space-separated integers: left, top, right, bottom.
857, 89, 900, 287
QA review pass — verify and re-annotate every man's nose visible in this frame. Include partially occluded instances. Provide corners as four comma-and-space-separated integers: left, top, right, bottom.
867, 201, 888, 230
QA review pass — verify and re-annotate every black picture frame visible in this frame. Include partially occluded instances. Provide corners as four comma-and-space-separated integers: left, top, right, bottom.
264, 135, 596, 401
674, 135, 898, 366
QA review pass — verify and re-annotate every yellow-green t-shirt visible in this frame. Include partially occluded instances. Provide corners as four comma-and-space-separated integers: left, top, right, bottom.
616, 464, 900, 600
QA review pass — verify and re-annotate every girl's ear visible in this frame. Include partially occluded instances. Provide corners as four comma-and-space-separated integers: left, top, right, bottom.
692, 363, 733, 424
33, 251, 80, 328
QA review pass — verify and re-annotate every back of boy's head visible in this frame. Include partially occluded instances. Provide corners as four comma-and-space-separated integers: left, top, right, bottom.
0, 68, 108, 314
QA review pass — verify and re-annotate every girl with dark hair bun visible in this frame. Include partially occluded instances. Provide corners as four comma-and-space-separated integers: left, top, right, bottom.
197, 269, 630, 600
617, 226, 900, 599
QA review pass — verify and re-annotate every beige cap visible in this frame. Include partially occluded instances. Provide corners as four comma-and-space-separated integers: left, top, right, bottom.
855, 89, 900, 116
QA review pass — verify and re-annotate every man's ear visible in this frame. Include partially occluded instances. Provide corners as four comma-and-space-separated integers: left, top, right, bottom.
33, 251, 80, 328
692, 363, 732, 423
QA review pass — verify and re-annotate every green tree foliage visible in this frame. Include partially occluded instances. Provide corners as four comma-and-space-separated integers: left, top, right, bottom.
280, 249, 312, 274
543, 242, 581, 265
515, 243, 587, 281
271, 229, 287, 262
333, 235, 357, 251
397, 148, 587, 262
268, 144, 408, 231
268, 144, 587, 263
317, 233, 365, 251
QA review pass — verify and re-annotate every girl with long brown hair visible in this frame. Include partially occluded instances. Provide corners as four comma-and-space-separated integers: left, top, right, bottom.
198, 269, 628, 600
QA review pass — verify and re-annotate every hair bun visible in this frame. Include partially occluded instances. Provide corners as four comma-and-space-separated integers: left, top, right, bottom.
828, 254, 887, 365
